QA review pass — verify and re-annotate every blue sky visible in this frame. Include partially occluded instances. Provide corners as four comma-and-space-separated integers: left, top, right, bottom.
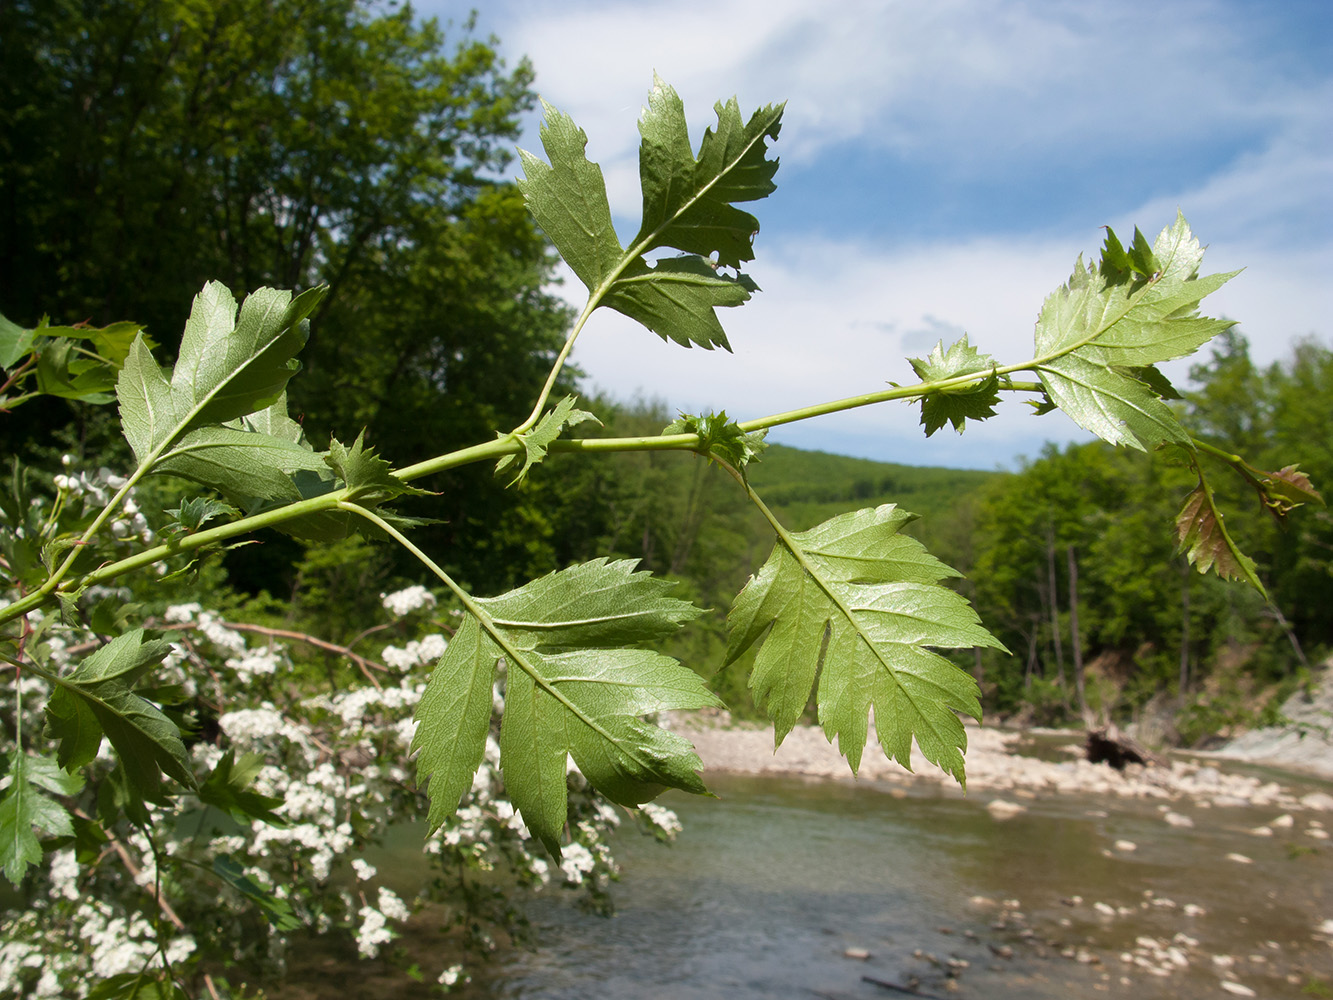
421, 0, 1332, 469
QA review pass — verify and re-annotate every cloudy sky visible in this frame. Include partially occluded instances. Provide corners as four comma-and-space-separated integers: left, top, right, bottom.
422, 0, 1331, 469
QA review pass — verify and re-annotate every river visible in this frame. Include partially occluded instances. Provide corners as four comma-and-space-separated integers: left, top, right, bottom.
280, 763, 1333, 999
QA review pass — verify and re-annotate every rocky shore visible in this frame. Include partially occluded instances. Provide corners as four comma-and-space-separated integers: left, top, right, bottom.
666, 712, 1333, 819
663, 710, 1333, 997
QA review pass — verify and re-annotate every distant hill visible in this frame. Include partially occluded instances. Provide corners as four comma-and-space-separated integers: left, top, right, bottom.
746, 443, 1002, 530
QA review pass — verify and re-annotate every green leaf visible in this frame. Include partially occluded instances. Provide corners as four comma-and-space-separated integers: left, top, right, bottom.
1033, 214, 1237, 449
213, 854, 302, 929
663, 410, 767, 469
1099, 225, 1157, 281
1176, 475, 1266, 595
327, 432, 431, 503
518, 82, 779, 352
496, 396, 601, 485
173, 282, 324, 427
117, 281, 326, 469
18, 753, 85, 798
603, 255, 757, 350
1037, 352, 1189, 451
724, 505, 1005, 785
85, 972, 189, 1000
154, 425, 329, 500
198, 752, 287, 827
908, 336, 1001, 436
517, 103, 624, 292
44, 630, 196, 801
0, 312, 36, 369
412, 559, 718, 855
632, 75, 783, 269
1, 752, 77, 886
164, 496, 240, 534
34, 337, 117, 402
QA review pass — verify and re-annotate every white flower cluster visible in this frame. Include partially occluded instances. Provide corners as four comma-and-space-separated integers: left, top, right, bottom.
51, 467, 156, 548
640, 802, 684, 837
380, 633, 448, 670
381, 585, 437, 616
1, 573, 652, 996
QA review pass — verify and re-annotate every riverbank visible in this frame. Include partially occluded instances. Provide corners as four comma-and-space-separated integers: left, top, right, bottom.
665, 712, 1333, 819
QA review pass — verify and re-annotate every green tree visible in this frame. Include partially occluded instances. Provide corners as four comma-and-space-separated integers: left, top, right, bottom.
0, 0, 588, 590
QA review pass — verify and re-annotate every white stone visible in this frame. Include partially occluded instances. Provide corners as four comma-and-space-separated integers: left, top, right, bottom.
987, 799, 1026, 820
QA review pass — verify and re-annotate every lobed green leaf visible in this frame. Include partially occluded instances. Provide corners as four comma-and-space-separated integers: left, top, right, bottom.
412, 558, 717, 855
496, 395, 601, 485
725, 506, 1004, 785
1, 752, 79, 885
908, 335, 1001, 436
1032, 214, 1236, 450
44, 630, 196, 803
632, 75, 783, 269
604, 256, 757, 350
517, 104, 624, 292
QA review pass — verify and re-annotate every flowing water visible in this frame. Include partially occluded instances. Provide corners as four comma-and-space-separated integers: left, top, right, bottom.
282, 768, 1333, 1000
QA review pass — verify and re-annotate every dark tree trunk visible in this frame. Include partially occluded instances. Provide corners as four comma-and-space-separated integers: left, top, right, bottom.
1067, 545, 1089, 723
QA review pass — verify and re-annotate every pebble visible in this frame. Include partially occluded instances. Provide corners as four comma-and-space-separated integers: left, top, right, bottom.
1225, 853, 1253, 864
1114, 839, 1137, 852
1220, 982, 1256, 997
1164, 811, 1194, 828
987, 799, 1026, 820
1184, 904, 1207, 917
1248, 826, 1273, 837
1305, 827, 1329, 840
1272, 813, 1294, 828
842, 947, 870, 960
988, 944, 1014, 959
1093, 902, 1116, 917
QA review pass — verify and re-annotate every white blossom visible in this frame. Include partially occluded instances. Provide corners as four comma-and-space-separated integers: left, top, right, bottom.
439, 963, 464, 987
640, 802, 683, 837
559, 842, 596, 885
355, 906, 394, 958
376, 886, 410, 922
381, 585, 437, 616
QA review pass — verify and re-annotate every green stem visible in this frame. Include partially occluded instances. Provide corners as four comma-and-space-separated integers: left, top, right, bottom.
737, 373, 1043, 434
0, 356, 1046, 627
336, 501, 632, 752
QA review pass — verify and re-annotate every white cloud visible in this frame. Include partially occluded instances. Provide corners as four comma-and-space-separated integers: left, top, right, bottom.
563, 220, 1329, 467
442, 0, 1332, 465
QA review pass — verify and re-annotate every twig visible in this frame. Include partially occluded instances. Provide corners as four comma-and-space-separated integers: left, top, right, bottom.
152, 618, 393, 690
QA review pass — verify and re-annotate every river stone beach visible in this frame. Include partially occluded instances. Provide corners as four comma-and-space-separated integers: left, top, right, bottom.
650, 697, 1333, 998
666, 711, 1333, 813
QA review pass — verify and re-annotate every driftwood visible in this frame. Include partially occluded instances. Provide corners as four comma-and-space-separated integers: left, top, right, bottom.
1086, 725, 1167, 770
